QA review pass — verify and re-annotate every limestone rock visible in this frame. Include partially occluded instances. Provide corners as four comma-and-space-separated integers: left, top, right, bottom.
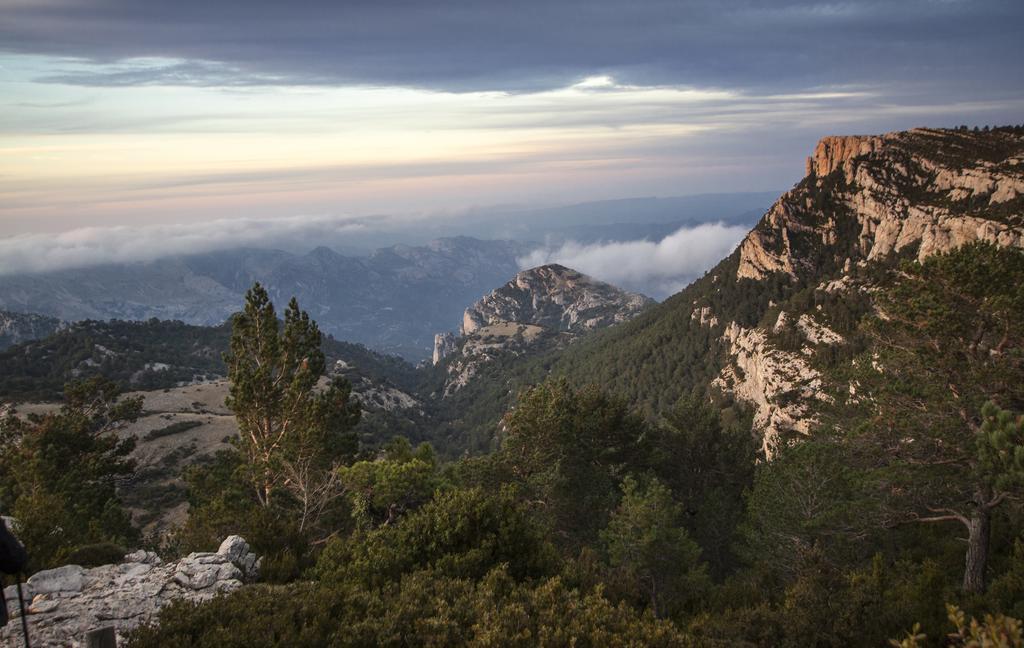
713, 322, 830, 458
1, 536, 261, 648
740, 128, 1024, 282
460, 264, 653, 336
805, 134, 887, 178
727, 127, 1024, 454
436, 264, 653, 395
432, 332, 458, 365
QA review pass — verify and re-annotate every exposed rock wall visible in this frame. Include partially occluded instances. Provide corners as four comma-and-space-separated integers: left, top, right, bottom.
2, 536, 260, 648
740, 128, 1024, 281
805, 135, 887, 178
432, 332, 458, 365
460, 264, 653, 336
437, 264, 653, 395
713, 321, 830, 457
726, 127, 1024, 453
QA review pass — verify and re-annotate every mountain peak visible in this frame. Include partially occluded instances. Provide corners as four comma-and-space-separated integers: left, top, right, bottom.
461, 264, 653, 336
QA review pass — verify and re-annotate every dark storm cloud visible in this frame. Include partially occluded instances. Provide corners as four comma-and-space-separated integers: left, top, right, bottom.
2, 0, 1021, 93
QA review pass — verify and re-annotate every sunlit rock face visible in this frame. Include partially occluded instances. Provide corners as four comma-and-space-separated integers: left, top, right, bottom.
738, 128, 1024, 281
720, 127, 1024, 455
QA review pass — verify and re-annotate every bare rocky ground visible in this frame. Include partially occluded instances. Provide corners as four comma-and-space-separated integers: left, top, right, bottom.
16, 381, 239, 538
1, 535, 260, 648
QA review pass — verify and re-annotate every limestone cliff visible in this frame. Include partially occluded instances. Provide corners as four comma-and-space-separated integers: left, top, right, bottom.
460, 264, 652, 336
436, 265, 653, 395
720, 127, 1024, 454
739, 128, 1024, 281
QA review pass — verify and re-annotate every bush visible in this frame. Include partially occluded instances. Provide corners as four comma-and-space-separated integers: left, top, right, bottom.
315, 486, 558, 587
64, 542, 128, 567
125, 567, 696, 648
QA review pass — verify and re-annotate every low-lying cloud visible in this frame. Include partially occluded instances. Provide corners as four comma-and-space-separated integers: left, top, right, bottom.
0, 215, 366, 276
518, 222, 748, 298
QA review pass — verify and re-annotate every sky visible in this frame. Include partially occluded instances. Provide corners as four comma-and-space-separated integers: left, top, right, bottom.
1, 0, 1022, 244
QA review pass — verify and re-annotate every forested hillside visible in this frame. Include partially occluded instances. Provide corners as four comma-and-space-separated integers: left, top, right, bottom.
444, 126, 1024, 451
3, 127, 1024, 647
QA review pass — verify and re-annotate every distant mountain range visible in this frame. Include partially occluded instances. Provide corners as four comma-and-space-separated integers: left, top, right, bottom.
0, 193, 774, 359
0, 310, 64, 350
0, 237, 531, 360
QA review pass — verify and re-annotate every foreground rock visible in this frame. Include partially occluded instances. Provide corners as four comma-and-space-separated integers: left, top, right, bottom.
2, 536, 260, 647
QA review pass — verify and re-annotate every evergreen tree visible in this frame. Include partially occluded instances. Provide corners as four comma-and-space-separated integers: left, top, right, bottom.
499, 379, 650, 549
835, 244, 1024, 593
600, 476, 708, 618
0, 377, 140, 570
224, 283, 360, 533
652, 395, 756, 576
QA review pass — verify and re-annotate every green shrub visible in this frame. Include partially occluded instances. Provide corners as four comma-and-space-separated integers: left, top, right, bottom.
64, 542, 127, 567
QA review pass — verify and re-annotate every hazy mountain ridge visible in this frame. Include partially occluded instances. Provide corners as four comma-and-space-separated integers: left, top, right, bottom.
0, 310, 64, 350
0, 237, 529, 360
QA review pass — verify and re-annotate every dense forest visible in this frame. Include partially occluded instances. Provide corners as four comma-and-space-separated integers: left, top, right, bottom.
3, 242, 1023, 646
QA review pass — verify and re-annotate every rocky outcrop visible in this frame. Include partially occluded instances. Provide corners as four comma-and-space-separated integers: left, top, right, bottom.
740, 128, 1024, 281
461, 264, 652, 335
433, 332, 458, 365
1, 536, 260, 648
713, 321, 831, 457
805, 135, 887, 178
725, 127, 1024, 453
436, 265, 653, 395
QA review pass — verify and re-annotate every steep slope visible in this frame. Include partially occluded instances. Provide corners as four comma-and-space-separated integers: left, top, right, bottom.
0, 310, 63, 350
0, 237, 528, 360
478, 126, 1024, 455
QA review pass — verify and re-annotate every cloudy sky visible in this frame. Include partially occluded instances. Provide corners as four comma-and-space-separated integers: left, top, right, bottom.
1, 0, 1022, 239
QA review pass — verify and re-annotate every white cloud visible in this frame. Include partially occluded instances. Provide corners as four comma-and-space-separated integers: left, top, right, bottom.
518, 222, 748, 298
0, 214, 366, 276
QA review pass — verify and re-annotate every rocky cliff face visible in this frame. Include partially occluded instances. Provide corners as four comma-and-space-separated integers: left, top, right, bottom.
739, 128, 1024, 282
1, 536, 260, 648
718, 127, 1024, 455
0, 310, 63, 350
460, 264, 653, 336
435, 265, 653, 394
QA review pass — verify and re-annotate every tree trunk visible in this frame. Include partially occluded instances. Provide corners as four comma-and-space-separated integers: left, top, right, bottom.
962, 500, 990, 594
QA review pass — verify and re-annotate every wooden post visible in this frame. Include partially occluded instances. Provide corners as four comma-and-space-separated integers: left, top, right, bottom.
85, 626, 117, 648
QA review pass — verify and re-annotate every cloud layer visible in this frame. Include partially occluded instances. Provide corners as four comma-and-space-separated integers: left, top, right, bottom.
2, 0, 1021, 94
0, 215, 366, 276
518, 222, 749, 298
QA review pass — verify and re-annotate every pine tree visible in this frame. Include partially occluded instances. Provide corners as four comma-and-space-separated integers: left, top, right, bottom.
0, 377, 140, 569
835, 244, 1024, 593
224, 283, 360, 532
600, 476, 707, 618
